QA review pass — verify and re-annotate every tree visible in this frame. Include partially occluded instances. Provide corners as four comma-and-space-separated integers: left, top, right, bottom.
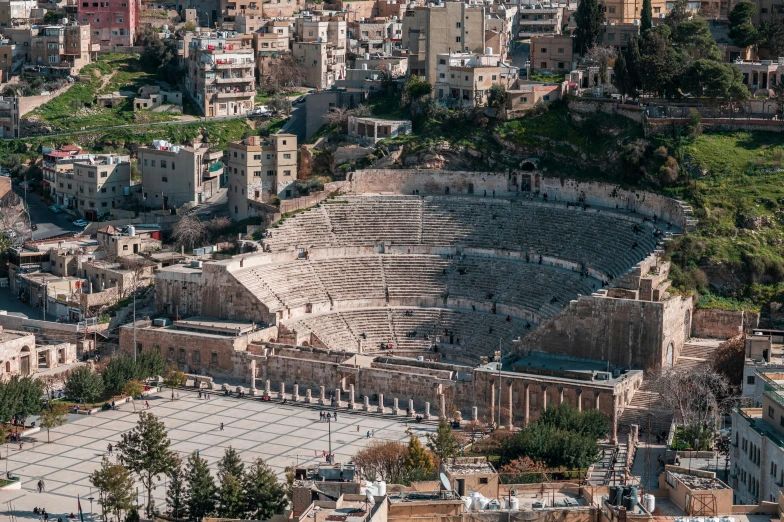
639, 31, 679, 98
575, 0, 603, 55
499, 456, 548, 484
123, 380, 145, 412
728, 0, 759, 48
405, 75, 433, 101
164, 368, 187, 401
117, 412, 174, 516
585, 45, 616, 85
405, 435, 435, 479
171, 216, 207, 251
772, 82, 784, 115
672, 19, 723, 61
487, 84, 509, 116
185, 452, 216, 521
64, 366, 104, 405
641, 0, 653, 32
664, 0, 691, 29
218, 446, 244, 482
426, 419, 461, 461
353, 441, 407, 481
90, 457, 136, 521
38, 403, 69, 443
243, 457, 287, 520
760, 16, 784, 57
260, 55, 306, 94
167, 453, 186, 520
682, 60, 749, 102
653, 366, 730, 428
713, 335, 745, 388
267, 94, 291, 116
218, 473, 246, 518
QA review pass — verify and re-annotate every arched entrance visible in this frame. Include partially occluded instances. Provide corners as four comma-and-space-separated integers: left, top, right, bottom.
665, 342, 674, 368
20, 346, 30, 375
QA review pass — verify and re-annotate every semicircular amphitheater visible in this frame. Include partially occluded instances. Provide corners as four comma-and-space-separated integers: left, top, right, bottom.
214, 192, 663, 362
154, 170, 702, 439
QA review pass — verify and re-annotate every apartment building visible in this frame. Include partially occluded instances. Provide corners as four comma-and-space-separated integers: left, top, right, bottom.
601, 21, 639, 50
54, 154, 131, 220
529, 33, 574, 72
226, 133, 297, 220
0, 37, 24, 83
0, 0, 35, 28
601, 0, 666, 24
42, 145, 90, 198
354, 52, 408, 77
186, 35, 255, 117
517, 4, 563, 38
138, 140, 212, 209
28, 23, 91, 77
253, 22, 291, 84
133, 85, 182, 111
731, 370, 784, 505
294, 14, 347, 49
434, 52, 518, 106
292, 41, 346, 89
77, 0, 137, 46
402, 1, 488, 84
0, 95, 19, 138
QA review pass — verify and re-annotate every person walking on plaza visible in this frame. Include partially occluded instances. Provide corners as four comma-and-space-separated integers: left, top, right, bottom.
220, 422, 224, 431
37, 479, 43, 493
107, 443, 112, 455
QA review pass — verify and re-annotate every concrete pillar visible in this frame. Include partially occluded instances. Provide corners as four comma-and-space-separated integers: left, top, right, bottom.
279, 382, 285, 400
559, 386, 564, 405
335, 388, 341, 407
524, 383, 530, 426
611, 395, 618, 444
306, 389, 313, 404
439, 394, 446, 420
293, 384, 299, 402
319, 386, 326, 405
249, 360, 257, 395
378, 393, 385, 414
595, 391, 600, 410
490, 382, 496, 426
348, 384, 356, 409
507, 382, 513, 429
363, 395, 370, 411
542, 385, 548, 411
264, 380, 271, 396
577, 389, 583, 412
408, 398, 415, 417
393, 398, 399, 415
424, 402, 432, 420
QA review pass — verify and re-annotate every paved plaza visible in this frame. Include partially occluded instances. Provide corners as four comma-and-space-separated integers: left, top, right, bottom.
0, 388, 436, 521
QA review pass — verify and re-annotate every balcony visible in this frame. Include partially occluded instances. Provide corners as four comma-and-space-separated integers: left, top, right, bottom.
215, 76, 254, 84
215, 89, 254, 98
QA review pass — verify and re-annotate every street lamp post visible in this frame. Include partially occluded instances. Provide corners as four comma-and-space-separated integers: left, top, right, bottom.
327, 415, 332, 463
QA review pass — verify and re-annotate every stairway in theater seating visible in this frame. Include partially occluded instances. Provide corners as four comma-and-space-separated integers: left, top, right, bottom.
618, 338, 722, 436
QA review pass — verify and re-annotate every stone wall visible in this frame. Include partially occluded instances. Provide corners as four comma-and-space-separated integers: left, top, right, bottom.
516, 293, 693, 370
0, 313, 108, 343
645, 118, 784, 135
691, 308, 758, 339
349, 169, 510, 196
568, 98, 645, 123
200, 262, 275, 323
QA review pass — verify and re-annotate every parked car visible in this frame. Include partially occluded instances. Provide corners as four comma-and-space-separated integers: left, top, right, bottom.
30, 223, 37, 231
72, 219, 89, 227
48, 205, 63, 213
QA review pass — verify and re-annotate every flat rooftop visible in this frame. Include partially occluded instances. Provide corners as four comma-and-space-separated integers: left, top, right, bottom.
0, 329, 33, 342
670, 471, 730, 490
443, 457, 495, 475
173, 317, 258, 336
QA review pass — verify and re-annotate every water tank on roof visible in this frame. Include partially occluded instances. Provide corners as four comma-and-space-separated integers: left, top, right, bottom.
509, 498, 520, 511
127, 225, 136, 236
364, 52, 370, 59
361, 63, 367, 70
643, 494, 655, 513
486, 46, 493, 54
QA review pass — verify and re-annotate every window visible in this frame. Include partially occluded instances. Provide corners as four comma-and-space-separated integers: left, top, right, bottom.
608, 33, 615, 41
101, 202, 108, 207
162, 176, 168, 182
455, 36, 461, 43
160, 160, 167, 168
609, 6, 616, 12
168, 347, 174, 361
479, 477, 488, 484
254, 154, 261, 160
541, 62, 547, 69
541, 47, 547, 53
151, 160, 156, 167
179, 348, 186, 362
282, 140, 287, 145
478, 76, 483, 81
143, 159, 148, 166
492, 75, 497, 80
88, 171, 95, 178
101, 187, 106, 193
172, 162, 175, 169
283, 153, 291, 159
100, 171, 107, 178
193, 350, 201, 364
748, 375, 756, 384
770, 406, 775, 418
284, 170, 291, 176
439, 58, 446, 65
211, 352, 218, 365
557, 62, 564, 69
456, 22, 461, 28
267, 170, 274, 176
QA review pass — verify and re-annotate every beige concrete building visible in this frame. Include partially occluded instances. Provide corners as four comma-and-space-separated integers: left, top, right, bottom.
601, 21, 639, 50
97, 225, 163, 257
530, 33, 574, 72
186, 35, 255, 117
43, 145, 90, 199
55, 154, 131, 220
402, 1, 488, 84
517, 5, 563, 37
133, 85, 182, 111
227, 133, 297, 220
253, 26, 291, 86
138, 140, 213, 209
434, 52, 518, 107
0, 95, 18, 138
601, 0, 667, 24
0, 328, 76, 378
28, 23, 91, 77
294, 14, 347, 49
0, 0, 34, 28
347, 116, 411, 144
0, 37, 25, 82
293, 41, 346, 89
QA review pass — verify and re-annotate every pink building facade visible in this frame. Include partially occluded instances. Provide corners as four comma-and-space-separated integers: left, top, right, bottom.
77, 0, 138, 47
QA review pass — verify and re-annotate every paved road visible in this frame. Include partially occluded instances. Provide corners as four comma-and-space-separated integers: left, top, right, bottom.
282, 104, 306, 143
13, 185, 82, 240
0, 287, 58, 321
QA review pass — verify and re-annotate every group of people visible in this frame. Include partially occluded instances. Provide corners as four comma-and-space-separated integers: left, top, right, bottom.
33, 507, 76, 522
198, 391, 212, 400
319, 411, 337, 422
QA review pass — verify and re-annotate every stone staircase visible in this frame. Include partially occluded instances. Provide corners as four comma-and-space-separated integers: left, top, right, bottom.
618, 338, 722, 436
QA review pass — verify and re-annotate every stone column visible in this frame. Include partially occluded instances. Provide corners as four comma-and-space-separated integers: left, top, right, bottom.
408, 398, 415, 417
577, 389, 583, 412
306, 389, 313, 404
279, 382, 285, 400
542, 385, 548, 412
335, 388, 342, 407
264, 380, 271, 396
393, 398, 399, 415
319, 386, 326, 405
424, 402, 432, 420
249, 360, 257, 396
348, 384, 356, 410
439, 394, 446, 420
293, 384, 299, 402
559, 386, 564, 405
507, 382, 513, 429
363, 395, 370, 411
490, 382, 496, 426
611, 395, 618, 444
472, 406, 478, 422
524, 383, 530, 426
595, 391, 600, 410
378, 394, 385, 414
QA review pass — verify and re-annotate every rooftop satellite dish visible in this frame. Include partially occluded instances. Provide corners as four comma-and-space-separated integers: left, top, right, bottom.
439, 472, 452, 492
365, 490, 376, 506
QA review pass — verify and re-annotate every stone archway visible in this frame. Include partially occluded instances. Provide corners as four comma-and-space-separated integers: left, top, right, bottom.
20, 346, 30, 376
666, 342, 674, 368
684, 309, 692, 340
